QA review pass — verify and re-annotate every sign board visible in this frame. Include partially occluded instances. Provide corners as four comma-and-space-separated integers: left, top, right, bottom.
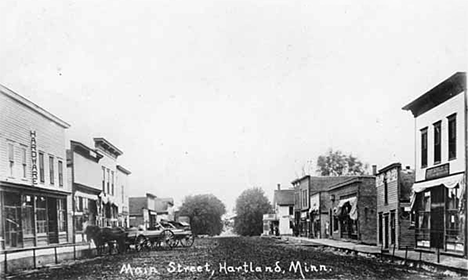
425, 163, 449, 180
30, 131, 38, 185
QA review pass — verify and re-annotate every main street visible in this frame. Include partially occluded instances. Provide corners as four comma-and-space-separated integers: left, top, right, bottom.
9, 237, 457, 280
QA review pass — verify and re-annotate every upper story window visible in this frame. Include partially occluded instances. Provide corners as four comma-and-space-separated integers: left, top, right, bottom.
383, 175, 388, 205
39, 152, 45, 183
49, 156, 54, 185
111, 171, 115, 195
21, 146, 27, 179
8, 143, 14, 177
302, 189, 307, 208
102, 167, 106, 193
58, 160, 63, 187
433, 121, 441, 164
107, 169, 110, 194
448, 114, 456, 160
421, 128, 428, 168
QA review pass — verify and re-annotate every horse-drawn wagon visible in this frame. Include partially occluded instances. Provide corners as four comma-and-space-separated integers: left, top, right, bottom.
125, 220, 195, 251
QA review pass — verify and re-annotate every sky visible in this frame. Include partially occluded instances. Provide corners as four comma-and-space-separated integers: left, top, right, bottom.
1, 0, 467, 213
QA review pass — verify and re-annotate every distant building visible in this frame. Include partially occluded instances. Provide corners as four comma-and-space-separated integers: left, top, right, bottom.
273, 185, 294, 236
375, 163, 415, 250
308, 176, 355, 239
154, 197, 175, 222
292, 176, 311, 237
403, 72, 467, 257
328, 176, 377, 245
129, 193, 158, 229
0, 84, 71, 249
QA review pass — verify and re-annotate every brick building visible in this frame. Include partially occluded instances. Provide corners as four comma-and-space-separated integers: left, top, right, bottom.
129, 193, 158, 229
308, 176, 355, 239
403, 72, 467, 257
0, 84, 71, 249
328, 176, 377, 245
375, 163, 415, 250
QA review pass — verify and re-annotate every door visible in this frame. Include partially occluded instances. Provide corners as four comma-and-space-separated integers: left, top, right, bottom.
390, 211, 396, 246
430, 186, 444, 249
4, 192, 21, 248
47, 197, 59, 244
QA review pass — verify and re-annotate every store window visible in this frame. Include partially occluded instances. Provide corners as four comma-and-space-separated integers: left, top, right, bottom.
111, 171, 115, 195
415, 191, 431, 248
446, 187, 463, 251
36, 196, 47, 234
448, 114, 456, 160
22, 194, 34, 236
58, 199, 67, 232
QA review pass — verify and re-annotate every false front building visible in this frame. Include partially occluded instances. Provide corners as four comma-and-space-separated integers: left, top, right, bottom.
0, 84, 71, 249
403, 72, 467, 257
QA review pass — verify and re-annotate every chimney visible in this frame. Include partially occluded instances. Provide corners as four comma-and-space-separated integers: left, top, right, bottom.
372, 165, 377, 176
277, 184, 281, 190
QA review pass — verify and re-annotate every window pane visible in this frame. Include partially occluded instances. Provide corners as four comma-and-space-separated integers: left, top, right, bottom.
49, 156, 54, 184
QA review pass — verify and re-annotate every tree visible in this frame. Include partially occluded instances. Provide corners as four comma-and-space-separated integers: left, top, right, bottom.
179, 194, 226, 236
316, 148, 369, 176
234, 187, 272, 236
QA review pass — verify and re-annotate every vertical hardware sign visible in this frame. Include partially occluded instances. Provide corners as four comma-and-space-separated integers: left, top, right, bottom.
30, 130, 38, 185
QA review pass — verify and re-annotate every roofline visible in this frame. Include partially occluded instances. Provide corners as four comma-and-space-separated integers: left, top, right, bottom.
93, 137, 124, 156
70, 140, 103, 161
378, 162, 402, 174
291, 175, 310, 185
146, 193, 157, 198
117, 165, 131, 175
0, 84, 71, 128
328, 176, 376, 191
402, 72, 466, 116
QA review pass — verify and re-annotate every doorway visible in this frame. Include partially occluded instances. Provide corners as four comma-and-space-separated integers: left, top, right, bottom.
430, 186, 444, 249
384, 214, 389, 249
47, 197, 59, 244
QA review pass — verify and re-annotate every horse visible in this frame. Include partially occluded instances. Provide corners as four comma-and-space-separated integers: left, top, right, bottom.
84, 225, 128, 255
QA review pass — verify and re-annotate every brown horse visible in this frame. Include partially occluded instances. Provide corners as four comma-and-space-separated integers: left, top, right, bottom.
84, 225, 128, 255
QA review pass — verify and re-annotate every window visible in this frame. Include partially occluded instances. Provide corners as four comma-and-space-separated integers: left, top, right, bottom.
383, 175, 388, 205
415, 191, 431, 248
434, 121, 441, 164
21, 147, 27, 179
107, 169, 110, 194
111, 171, 115, 195
8, 143, 14, 177
22, 194, 34, 236
49, 156, 54, 185
58, 160, 63, 187
36, 196, 47, 234
121, 185, 125, 203
448, 114, 456, 160
58, 199, 67, 232
302, 189, 307, 208
421, 128, 428, 167
378, 213, 383, 244
289, 206, 293, 215
39, 152, 45, 183
446, 187, 463, 252
102, 167, 106, 193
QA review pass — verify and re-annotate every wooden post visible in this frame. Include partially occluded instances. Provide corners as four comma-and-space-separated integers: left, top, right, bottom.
54, 246, 58, 264
33, 248, 36, 269
4, 251, 7, 275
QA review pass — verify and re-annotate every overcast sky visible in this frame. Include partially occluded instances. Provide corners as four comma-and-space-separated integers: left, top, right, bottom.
1, 0, 467, 212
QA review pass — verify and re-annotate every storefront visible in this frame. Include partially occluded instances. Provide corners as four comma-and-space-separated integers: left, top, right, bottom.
411, 173, 465, 254
1, 185, 68, 249
334, 196, 358, 240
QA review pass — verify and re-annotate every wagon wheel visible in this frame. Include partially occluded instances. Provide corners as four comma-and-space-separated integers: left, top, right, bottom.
161, 229, 176, 249
180, 234, 195, 247
135, 235, 148, 252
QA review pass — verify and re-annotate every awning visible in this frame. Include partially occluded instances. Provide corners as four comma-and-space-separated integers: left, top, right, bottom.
410, 173, 465, 209
75, 191, 98, 200
309, 201, 319, 213
334, 197, 358, 220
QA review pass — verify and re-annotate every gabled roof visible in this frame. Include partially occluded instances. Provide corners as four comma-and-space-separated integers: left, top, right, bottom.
0, 84, 71, 128
402, 72, 466, 117
273, 189, 294, 206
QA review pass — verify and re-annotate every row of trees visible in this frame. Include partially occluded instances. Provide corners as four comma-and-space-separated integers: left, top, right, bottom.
179, 148, 368, 236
